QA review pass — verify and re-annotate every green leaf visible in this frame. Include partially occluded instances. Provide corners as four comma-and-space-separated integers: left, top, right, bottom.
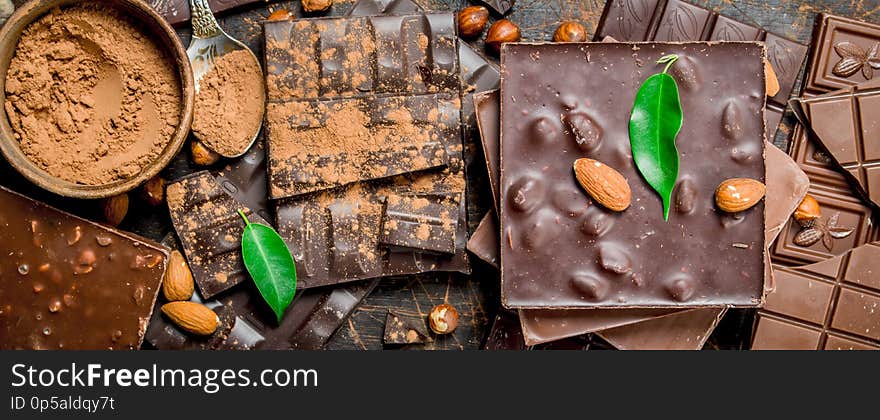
629, 54, 683, 221
238, 210, 297, 323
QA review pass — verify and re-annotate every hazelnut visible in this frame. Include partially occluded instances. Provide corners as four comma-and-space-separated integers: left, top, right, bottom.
141, 176, 166, 206
191, 140, 220, 166
553, 21, 587, 42
485, 19, 521, 52
428, 303, 459, 335
458, 6, 489, 39
302, 0, 332, 13
267, 9, 294, 21
102, 194, 128, 227
793, 194, 821, 226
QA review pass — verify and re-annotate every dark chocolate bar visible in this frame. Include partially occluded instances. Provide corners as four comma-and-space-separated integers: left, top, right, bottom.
146, 235, 379, 350
803, 14, 880, 95
167, 171, 272, 298
791, 81, 880, 209
752, 243, 880, 350
475, 0, 515, 16
0, 186, 169, 349
500, 42, 767, 309
344, 0, 421, 18
597, 306, 726, 350
148, 0, 269, 26
380, 193, 460, 254
594, 0, 808, 140
215, 141, 273, 223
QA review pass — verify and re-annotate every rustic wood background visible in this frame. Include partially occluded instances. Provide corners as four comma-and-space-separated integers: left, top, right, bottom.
2, 0, 878, 350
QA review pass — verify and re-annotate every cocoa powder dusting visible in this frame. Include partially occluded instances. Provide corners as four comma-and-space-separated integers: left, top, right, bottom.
4, 5, 182, 185
192, 50, 265, 157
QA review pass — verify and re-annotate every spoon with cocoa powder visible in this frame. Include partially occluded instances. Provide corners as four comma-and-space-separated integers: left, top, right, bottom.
186, 0, 266, 158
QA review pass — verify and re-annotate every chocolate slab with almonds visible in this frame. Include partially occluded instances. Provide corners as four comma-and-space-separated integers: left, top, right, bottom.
166, 171, 273, 299
594, 0, 809, 141
0, 186, 169, 350
500, 42, 767, 309
752, 243, 880, 350
791, 81, 880, 209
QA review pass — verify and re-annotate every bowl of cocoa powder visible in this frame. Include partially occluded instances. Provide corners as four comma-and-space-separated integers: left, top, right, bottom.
0, 0, 194, 199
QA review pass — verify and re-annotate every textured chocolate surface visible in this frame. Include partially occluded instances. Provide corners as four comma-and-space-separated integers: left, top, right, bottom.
0, 186, 168, 349
500, 42, 766, 309
803, 14, 880, 95
752, 243, 880, 350
598, 306, 725, 350
793, 82, 880, 209
167, 171, 272, 298
148, 0, 269, 25
594, 0, 808, 140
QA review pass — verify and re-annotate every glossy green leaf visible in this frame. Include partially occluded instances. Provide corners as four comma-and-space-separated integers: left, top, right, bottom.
629, 54, 683, 220
238, 210, 297, 323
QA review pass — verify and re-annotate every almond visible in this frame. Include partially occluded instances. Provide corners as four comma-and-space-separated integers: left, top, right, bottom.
163, 250, 194, 301
715, 178, 766, 213
573, 158, 631, 212
764, 59, 780, 97
101, 194, 128, 226
161, 301, 218, 336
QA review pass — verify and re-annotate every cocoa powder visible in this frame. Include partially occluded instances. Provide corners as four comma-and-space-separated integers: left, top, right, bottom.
4, 4, 182, 186
191, 50, 265, 157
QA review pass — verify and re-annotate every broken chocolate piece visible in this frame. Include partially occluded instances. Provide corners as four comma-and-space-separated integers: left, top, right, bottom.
0, 186, 168, 349
380, 193, 460, 254
383, 311, 430, 345
803, 14, 880, 95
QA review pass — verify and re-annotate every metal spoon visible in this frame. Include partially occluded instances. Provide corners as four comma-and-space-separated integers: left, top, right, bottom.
186, 0, 264, 158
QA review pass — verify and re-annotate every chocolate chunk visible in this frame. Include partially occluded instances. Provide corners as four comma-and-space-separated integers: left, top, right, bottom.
482, 311, 528, 350
803, 14, 880, 95
753, 243, 880, 349
466, 212, 499, 269
166, 171, 271, 298
380, 194, 460, 254
345, 0, 423, 17
475, 0, 515, 16
791, 80, 880, 209
0, 186, 168, 349
598, 307, 726, 350
594, 0, 808, 138
215, 141, 273, 222
500, 42, 766, 309
383, 311, 430, 345
147, 0, 261, 26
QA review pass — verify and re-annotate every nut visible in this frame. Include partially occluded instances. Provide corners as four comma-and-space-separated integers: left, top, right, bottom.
573, 158, 631, 212
102, 194, 128, 227
161, 301, 219, 336
267, 9, 294, 21
715, 178, 766, 213
141, 176, 165, 206
553, 21, 587, 42
163, 251, 195, 301
301, 0, 332, 13
485, 19, 521, 52
793, 194, 821, 226
458, 6, 489, 38
191, 140, 220, 166
428, 303, 459, 335
764, 59, 780, 97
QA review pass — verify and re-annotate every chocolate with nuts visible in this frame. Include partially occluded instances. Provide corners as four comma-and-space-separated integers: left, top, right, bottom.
500, 42, 766, 309
0, 186, 169, 349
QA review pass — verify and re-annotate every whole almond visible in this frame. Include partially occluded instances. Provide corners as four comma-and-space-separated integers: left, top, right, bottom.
141, 175, 166, 206
163, 250, 194, 301
715, 178, 766, 213
161, 301, 218, 336
102, 194, 128, 226
764, 59, 780, 97
573, 158, 631, 212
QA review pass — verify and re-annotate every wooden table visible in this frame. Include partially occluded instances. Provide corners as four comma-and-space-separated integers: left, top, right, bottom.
2, 0, 877, 350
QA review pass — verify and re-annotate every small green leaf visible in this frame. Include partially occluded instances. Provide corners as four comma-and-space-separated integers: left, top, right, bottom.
238, 210, 297, 323
629, 54, 683, 220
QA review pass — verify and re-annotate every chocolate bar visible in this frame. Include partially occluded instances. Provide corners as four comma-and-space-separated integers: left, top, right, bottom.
752, 243, 880, 350
476, 1, 514, 16
500, 42, 767, 309
0, 186, 169, 349
148, 0, 270, 26
594, 0, 809, 141
802, 14, 880, 95
597, 306, 726, 350
380, 193, 460, 254
145, 235, 379, 349
474, 89, 500, 211
167, 171, 272, 298
791, 81, 880, 209
215, 141, 273, 223
466, 212, 499, 268
383, 311, 430, 345
345, 0, 421, 18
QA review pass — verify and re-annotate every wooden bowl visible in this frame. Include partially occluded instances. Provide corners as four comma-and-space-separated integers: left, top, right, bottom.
0, 0, 194, 199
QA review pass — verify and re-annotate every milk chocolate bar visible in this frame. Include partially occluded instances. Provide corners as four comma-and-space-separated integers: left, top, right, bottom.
167, 171, 272, 298
752, 243, 880, 350
594, 0, 809, 140
501, 42, 767, 309
0, 186, 169, 349
791, 81, 880, 209
802, 14, 880, 95
598, 307, 726, 350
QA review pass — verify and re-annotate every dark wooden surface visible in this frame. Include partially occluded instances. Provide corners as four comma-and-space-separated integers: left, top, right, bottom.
2, 0, 878, 350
